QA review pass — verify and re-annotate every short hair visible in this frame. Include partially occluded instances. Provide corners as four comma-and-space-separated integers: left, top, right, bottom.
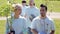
12, 3, 22, 10
40, 4, 47, 11
33, 3, 35, 6
22, 1, 26, 3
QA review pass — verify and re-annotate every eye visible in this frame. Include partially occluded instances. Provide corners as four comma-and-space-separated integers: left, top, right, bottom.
40, 9, 45, 11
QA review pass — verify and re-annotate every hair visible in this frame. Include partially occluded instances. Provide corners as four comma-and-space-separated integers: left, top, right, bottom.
22, 1, 26, 3
12, 3, 22, 11
33, 3, 35, 6
40, 4, 47, 11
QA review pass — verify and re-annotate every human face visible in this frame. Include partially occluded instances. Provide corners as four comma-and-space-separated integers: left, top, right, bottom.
29, 0, 34, 6
22, 1, 26, 6
14, 6, 22, 15
40, 7, 47, 17
22, 3, 26, 6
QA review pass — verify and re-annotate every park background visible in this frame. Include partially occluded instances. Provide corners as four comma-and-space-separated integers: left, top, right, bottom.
0, 0, 60, 34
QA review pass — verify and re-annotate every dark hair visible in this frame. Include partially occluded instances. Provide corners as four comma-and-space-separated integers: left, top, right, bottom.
40, 4, 47, 11
22, 1, 26, 3
33, 3, 35, 6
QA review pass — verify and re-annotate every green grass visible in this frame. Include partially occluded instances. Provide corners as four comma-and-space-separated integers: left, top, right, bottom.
0, 20, 6, 34
0, 19, 60, 34
54, 19, 60, 34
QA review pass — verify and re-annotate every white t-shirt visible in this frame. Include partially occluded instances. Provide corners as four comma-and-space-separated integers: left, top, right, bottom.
31, 16, 55, 34
25, 6, 40, 28
6, 16, 27, 34
21, 6, 28, 16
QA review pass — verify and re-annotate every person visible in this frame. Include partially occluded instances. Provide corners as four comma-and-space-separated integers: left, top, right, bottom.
31, 4, 55, 34
6, 4, 27, 34
21, 0, 28, 17
24, 0, 40, 34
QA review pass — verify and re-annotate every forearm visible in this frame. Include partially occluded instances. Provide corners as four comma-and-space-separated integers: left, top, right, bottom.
31, 29, 38, 34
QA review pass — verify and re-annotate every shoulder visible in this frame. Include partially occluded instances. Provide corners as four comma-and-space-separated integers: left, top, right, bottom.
26, 6, 30, 9
23, 6, 28, 9
25, 6, 30, 11
34, 6, 40, 13
32, 16, 40, 22
34, 6, 39, 10
25, 6, 29, 8
46, 16, 54, 23
47, 16, 53, 21
19, 16, 26, 21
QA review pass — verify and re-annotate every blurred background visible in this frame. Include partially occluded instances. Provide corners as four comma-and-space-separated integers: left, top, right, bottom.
0, 0, 60, 34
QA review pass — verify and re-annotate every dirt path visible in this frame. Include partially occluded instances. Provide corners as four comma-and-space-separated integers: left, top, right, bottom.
0, 12, 60, 20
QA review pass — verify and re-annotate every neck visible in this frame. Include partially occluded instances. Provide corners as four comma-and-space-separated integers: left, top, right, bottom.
30, 5, 34, 8
14, 14, 19, 19
40, 15, 46, 19
23, 5, 25, 7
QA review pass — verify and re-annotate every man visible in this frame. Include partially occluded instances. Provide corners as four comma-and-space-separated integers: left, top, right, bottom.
6, 4, 27, 34
21, 0, 28, 17
31, 4, 55, 34
25, 0, 40, 34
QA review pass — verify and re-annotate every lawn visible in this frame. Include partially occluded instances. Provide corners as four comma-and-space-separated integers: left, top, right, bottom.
54, 19, 60, 34
0, 19, 60, 34
0, 20, 6, 34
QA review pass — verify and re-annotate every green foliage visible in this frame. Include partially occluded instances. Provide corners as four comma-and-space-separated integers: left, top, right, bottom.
49, 0, 60, 1
0, 4, 11, 16
54, 19, 60, 34
0, 0, 60, 16
0, 0, 12, 16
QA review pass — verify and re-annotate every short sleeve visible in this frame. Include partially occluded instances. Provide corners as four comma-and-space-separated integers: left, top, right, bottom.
50, 20, 55, 30
22, 18, 28, 34
25, 8, 28, 14
23, 18, 27, 29
31, 19, 36, 29
24, 8, 28, 18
